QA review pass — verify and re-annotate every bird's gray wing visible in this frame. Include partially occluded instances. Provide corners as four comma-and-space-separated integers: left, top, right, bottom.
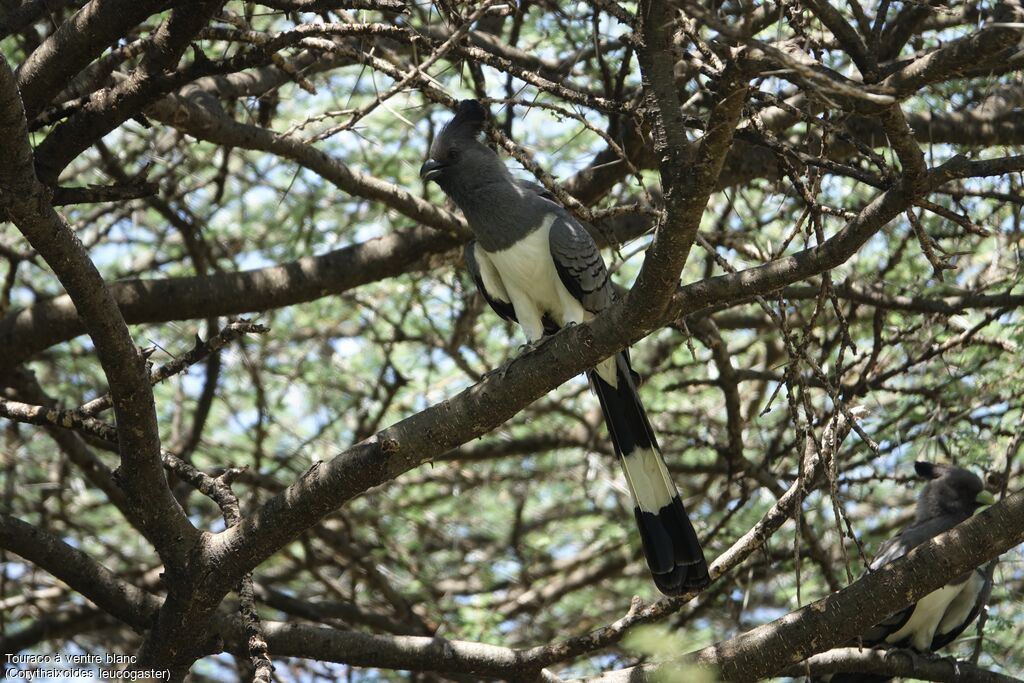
547, 208, 613, 314
464, 241, 517, 324
869, 515, 958, 571
868, 532, 911, 571
514, 177, 557, 203
518, 179, 614, 312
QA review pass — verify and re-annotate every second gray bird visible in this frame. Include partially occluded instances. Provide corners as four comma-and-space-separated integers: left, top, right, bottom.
819, 461, 996, 682
420, 99, 709, 595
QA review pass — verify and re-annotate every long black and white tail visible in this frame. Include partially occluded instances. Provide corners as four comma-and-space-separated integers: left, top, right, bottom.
589, 352, 709, 595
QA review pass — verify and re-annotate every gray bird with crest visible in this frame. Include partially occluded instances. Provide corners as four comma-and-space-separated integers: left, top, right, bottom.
820, 461, 996, 682
420, 99, 709, 595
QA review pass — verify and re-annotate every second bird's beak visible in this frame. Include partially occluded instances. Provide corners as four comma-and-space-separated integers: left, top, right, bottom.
420, 158, 444, 182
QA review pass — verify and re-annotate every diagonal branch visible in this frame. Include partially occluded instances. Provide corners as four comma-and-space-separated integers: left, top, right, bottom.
0, 55, 198, 570
802, 0, 873, 77
14, 0, 169, 117
0, 513, 161, 629
883, 9, 1024, 98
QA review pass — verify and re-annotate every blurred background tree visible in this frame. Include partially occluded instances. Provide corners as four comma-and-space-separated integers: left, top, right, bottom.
0, 0, 1022, 681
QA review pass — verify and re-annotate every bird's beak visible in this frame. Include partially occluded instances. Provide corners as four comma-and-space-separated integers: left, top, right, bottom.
420, 158, 444, 182
976, 490, 996, 508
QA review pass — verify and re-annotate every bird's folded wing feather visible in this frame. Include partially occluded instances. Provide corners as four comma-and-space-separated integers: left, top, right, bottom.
515, 177, 558, 203
547, 211, 613, 314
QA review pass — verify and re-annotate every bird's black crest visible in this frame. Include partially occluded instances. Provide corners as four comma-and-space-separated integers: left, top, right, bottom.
915, 461, 944, 480
442, 99, 487, 140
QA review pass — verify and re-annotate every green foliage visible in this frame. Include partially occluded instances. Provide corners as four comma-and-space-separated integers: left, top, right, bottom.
1, 1, 1023, 681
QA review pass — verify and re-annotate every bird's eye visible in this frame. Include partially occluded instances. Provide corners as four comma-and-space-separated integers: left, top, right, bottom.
447, 149, 460, 161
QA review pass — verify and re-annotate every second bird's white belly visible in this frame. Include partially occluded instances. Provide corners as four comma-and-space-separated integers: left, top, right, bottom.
886, 582, 965, 650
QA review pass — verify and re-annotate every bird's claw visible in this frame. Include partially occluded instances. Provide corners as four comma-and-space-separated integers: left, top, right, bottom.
517, 332, 557, 355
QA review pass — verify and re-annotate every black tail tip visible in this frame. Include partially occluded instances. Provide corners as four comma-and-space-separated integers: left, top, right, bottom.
652, 560, 711, 596
634, 498, 710, 596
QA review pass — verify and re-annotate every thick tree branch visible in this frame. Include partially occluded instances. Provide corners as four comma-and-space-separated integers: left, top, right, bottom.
51, 181, 158, 206
14, 0, 168, 117
0, 55, 198, 569
782, 647, 1021, 682
0, 226, 460, 367
631, 0, 750, 324
256, 622, 562, 680
884, 4, 1024, 97
803, 0, 872, 77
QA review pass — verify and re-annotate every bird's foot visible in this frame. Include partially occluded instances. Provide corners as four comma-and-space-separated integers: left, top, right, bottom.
517, 339, 542, 354
517, 331, 562, 354
482, 357, 516, 381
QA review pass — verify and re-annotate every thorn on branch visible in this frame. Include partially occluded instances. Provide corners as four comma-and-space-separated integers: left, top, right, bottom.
906, 209, 956, 280
915, 198, 990, 237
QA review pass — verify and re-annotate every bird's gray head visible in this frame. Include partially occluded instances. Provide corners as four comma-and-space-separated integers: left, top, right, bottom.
913, 461, 994, 523
419, 100, 507, 200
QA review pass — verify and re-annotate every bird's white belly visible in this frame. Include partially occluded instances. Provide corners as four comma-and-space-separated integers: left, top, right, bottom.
886, 582, 965, 650
486, 224, 560, 306
937, 570, 985, 637
481, 218, 583, 340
